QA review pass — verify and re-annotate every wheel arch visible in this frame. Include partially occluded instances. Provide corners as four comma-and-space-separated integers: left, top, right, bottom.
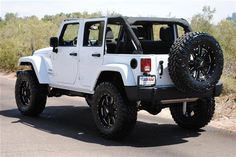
93, 64, 136, 90
18, 56, 50, 84
94, 69, 135, 98
95, 71, 125, 90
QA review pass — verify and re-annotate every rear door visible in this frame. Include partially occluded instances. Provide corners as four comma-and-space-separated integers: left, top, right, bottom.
79, 18, 107, 90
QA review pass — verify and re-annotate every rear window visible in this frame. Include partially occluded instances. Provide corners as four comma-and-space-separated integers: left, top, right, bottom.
106, 24, 121, 40
177, 25, 185, 37
152, 24, 170, 41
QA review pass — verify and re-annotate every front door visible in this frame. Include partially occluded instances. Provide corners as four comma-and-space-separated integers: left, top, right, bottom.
52, 22, 80, 85
79, 19, 106, 91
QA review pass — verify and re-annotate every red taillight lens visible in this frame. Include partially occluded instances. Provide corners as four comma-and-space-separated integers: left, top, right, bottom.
141, 58, 151, 72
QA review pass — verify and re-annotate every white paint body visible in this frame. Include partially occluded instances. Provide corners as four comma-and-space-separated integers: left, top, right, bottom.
18, 18, 174, 94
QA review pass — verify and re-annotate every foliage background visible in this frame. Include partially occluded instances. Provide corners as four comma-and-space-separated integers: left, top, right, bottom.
0, 7, 235, 94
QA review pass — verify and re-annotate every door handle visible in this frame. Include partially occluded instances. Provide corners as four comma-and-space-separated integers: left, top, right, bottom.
92, 53, 101, 57
69, 52, 77, 56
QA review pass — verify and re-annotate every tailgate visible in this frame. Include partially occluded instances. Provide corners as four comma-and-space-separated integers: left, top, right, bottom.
152, 54, 174, 86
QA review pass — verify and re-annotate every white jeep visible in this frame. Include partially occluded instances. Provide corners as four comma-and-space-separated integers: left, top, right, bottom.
15, 16, 224, 139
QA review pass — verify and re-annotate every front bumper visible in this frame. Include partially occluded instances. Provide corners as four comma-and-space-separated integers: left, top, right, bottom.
125, 83, 223, 102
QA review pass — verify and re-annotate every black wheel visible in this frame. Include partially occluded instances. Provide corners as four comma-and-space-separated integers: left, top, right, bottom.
15, 70, 48, 116
168, 32, 224, 93
85, 95, 94, 107
170, 97, 215, 129
92, 82, 137, 139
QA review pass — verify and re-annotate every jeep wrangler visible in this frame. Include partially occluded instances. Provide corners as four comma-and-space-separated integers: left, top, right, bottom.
15, 16, 224, 139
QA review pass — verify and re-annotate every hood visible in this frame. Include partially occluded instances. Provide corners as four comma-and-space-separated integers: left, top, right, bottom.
33, 47, 52, 56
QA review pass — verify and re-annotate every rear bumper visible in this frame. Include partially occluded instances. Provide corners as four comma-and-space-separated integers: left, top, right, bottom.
125, 83, 222, 102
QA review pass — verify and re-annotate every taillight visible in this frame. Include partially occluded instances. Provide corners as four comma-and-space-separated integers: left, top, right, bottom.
141, 58, 151, 72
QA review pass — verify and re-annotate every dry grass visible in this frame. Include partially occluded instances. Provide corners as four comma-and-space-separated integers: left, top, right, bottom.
221, 75, 236, 95
214, 94, 236, 120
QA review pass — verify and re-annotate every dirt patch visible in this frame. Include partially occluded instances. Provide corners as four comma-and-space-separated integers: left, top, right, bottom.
0, 72, 16, 80
210, 95, 236, 131
214, 95, 236, 120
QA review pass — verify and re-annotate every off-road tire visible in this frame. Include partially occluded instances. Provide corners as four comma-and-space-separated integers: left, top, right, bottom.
15, 70, 48, 116
92, 82, 137, 139
85, 95, 94, 107
168, 32, 224, 93
170, 97, 215, 129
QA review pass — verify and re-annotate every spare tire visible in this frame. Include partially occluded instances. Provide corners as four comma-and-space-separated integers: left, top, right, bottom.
168, 32, 224, 93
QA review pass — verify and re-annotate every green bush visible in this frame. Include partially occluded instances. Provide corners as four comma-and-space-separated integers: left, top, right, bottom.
0, 12, 104, 71
191, 6, 236, 94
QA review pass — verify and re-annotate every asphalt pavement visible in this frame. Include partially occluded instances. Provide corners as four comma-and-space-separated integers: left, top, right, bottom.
1, 74, 236, 157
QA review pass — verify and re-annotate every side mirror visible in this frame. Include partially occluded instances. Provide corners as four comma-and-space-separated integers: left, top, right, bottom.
50, 37, 59, 53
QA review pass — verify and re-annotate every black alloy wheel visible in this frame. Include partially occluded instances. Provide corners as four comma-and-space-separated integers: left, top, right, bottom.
92, 82, 137, 139
19, 80, 31, 106
189, 44, 215, 81
98, 94, 117, 128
